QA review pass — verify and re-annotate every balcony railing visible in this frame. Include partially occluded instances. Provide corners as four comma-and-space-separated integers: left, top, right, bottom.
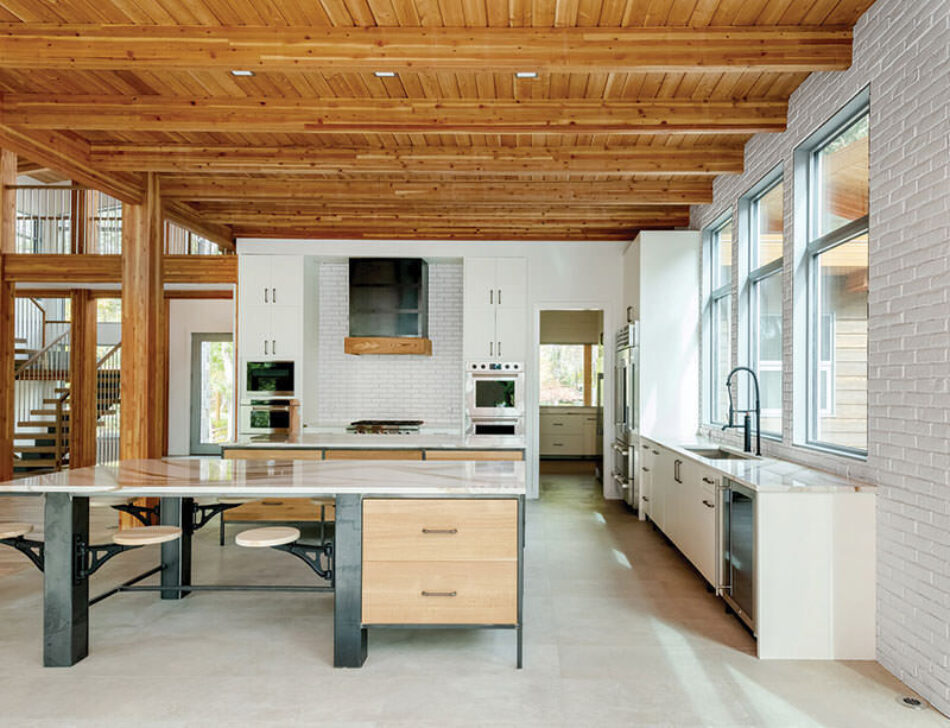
14, 185, 122, 255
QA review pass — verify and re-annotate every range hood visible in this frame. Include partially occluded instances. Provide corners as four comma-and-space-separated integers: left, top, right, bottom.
344, 258, 432, 356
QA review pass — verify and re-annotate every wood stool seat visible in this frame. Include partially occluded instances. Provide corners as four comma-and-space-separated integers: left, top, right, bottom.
112, 525, 182, 546
89, 497, 133, 508
0, 522, 33, 539
217, 497, 254, 505
235, 526, 300, 548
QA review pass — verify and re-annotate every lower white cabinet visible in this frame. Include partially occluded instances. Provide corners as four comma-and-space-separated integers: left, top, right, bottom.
540, 408, 600, 456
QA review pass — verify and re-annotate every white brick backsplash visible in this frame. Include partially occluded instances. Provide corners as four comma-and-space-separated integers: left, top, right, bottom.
691, 0, 950, 712
314, 261, 462, 429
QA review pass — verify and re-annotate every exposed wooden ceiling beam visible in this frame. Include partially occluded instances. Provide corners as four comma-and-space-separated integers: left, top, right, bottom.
161, 176, 712, 205
231, 226, 641, 241
0, 124, 143, 203
89, 144, 744, 176
0, 96, 787, 135
0, 25, 852, 74
163, 199, 235, 252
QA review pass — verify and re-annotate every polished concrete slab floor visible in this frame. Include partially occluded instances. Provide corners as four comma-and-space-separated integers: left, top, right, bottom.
0, 473, 946, 727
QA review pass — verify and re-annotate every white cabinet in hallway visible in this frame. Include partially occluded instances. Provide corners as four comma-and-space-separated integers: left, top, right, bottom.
463, 257, 526, 362
540, 408, 600, 457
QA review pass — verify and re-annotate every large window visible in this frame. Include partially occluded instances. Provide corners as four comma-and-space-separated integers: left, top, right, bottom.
804, 102, 869, 455
746, 177, 784, 436
706, 217, 733, 423
539, 344, 603, 406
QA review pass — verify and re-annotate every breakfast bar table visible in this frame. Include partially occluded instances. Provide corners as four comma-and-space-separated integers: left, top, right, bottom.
0, 457, 526, 669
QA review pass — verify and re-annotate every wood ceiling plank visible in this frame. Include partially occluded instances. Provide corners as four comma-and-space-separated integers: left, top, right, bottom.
0, 95, 788, 135
0, 25, 853, 74
159, 175, 714, 204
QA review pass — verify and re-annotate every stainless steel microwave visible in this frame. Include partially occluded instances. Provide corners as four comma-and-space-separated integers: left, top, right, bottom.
246, 360, 295, 397
239, 399, 300, 435
465, 362, 525, 418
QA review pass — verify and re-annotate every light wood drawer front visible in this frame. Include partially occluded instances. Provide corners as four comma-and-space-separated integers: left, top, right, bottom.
324, 449, 423, 460
223, 498, 334, 522
540, 432, 585, 454
540, 415, 585, 436
363, 499, 517, 561
424, 449, 524, 461
223, 449, 324, 461
362, 561, 517, 625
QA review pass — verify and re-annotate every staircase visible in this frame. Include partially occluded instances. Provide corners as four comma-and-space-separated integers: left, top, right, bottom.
12, 332, 122, 476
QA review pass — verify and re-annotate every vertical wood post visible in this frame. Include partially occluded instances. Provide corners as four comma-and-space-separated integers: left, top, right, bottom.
120, 173, 164, 525
69, 289, 97, 469
0, 148, 17, 481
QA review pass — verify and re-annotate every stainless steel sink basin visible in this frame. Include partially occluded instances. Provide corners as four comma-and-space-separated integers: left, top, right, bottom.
683, 447, 757, 461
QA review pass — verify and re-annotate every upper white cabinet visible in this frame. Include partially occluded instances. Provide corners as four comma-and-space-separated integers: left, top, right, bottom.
463, 257, 527, 362
240, 255, 303, 308
239, 255, 304, 364
623, 231, 700, 445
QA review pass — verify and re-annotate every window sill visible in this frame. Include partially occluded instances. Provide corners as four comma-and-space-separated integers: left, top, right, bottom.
793, 441, 868, 462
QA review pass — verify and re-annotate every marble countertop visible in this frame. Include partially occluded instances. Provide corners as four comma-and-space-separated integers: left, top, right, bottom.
222, 431, 526, 451
639, 435, 875, 494
0, 457, 526, 497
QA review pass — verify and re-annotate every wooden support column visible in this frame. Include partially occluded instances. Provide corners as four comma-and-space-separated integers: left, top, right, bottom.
0, 148, 16, 481
120, 173, 163, 526
68, 289, 97, 469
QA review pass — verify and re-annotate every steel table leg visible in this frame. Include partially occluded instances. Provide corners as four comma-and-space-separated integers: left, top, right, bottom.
160, 497, 193, 600
333, 494, 367, 668
43, 493, 89, 667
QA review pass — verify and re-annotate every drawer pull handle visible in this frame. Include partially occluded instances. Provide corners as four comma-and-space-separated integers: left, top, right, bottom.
421, 590, 457, 598
421, 528, 458, 535
702, 477, 716, 485
642, 467, 650, 472
261, 500, 283, 506
702, 499, 715, 508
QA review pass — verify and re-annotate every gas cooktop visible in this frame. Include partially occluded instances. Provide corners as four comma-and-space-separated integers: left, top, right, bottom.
347, 420, 424, 435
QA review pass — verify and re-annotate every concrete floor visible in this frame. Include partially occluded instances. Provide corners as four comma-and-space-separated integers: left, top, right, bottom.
0, 471, 946, 727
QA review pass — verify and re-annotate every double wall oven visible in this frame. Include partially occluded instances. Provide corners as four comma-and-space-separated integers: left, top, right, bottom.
240, 360, 299, 435
612, 324, 640, 506
465, 362, 525, 437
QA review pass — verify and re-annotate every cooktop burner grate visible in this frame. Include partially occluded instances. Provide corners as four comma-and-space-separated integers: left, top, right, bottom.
347, 420, 424, 434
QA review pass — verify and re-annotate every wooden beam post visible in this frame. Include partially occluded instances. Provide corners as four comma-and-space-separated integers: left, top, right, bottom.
68, 289, 97, 469
0, 148, 15, 481
120, 173, 163, 525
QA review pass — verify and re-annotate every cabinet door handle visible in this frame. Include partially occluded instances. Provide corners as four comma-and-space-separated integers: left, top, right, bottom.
553, 442, 563, 447
552, 422, 564, 426
264, 340, 269, 355
264, 287, 269, 303
261, 500, 283, 506
652, 449, 659, 455
498, 288, 502, 305
490, 341, 494, 357
272, 339, 277, 355
421, 528, 458, 535
642, 496, 650, 502
674, 459, 682, 483
702, 499, 715, 508
272, 287, 277, 303
642, 467, 650, 472
498, 341, 502, 357
642, 444, 650, 450
421, 591, 457, 598
490, 289, 493, 305
702, 477, 716, 485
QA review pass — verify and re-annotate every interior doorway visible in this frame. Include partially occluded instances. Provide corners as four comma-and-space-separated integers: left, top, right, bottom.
537, 309, 604, 479
189, 333, 234, 455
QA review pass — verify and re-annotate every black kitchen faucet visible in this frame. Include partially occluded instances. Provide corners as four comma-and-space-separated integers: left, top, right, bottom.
722, 366, 762, 456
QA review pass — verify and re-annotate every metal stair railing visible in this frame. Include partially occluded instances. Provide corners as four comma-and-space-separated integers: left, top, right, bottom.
96, 342, 121, 465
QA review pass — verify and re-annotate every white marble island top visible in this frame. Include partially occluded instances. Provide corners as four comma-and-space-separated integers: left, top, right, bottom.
222, 431, 526, 451
641, 435, 876, 494
0, 458, 526, 497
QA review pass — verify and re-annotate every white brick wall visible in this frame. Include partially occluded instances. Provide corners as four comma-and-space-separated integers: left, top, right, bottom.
314, 261, 463, 428
691, 0, 950, 711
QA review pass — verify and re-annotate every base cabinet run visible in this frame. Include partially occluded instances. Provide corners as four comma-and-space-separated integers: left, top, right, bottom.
361, 499, 519, 626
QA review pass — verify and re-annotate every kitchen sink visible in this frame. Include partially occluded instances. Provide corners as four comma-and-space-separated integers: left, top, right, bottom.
683, 446, 758, 461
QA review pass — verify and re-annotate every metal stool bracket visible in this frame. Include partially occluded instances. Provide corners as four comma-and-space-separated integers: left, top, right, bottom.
0, 536, 45, 572
193, 502, 241, 532
111, 503, 159, 527
273, 540, 334, 581
75, 537, 140, 581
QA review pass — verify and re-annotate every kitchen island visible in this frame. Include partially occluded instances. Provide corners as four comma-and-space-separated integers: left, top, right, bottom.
0, 457, 526, 669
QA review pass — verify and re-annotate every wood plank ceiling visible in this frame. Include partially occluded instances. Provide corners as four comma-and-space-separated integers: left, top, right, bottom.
0, 0, 876, 243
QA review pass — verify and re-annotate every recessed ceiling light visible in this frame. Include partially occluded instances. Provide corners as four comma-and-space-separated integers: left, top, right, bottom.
374, 71, 397, 78
515, 71, 538, 79
230, 70, 255, 77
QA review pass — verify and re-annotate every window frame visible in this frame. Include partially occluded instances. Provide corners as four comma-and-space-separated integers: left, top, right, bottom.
797, 88, 870, 458
739, 166, 784, 438
539, 342, 601, 407
704, 213, 734, 426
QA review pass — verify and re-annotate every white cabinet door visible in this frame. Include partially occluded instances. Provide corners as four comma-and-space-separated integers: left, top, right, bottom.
241, 256, 272, 307
495, 306, 526, 362
268, 306, 301, 361
652, 446, 672, 533
639, 443, 654, 517
268, 255, 303, 308
692, 467, 718, 585
240, 306, 272, 359
463, 258, 497, 361
495, 258, 527, 310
